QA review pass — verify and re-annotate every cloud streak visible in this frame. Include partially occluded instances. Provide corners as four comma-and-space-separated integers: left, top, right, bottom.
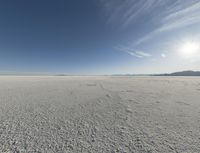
99, 0, 165, 28
99, 0, 200, 45
116, 45, 151, 58
135, 1, 200, 45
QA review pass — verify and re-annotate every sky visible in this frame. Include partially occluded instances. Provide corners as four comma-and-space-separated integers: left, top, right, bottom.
0, 0, 200, 74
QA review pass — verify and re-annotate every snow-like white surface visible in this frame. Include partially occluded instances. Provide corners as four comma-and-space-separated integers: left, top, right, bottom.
0, 76, 200, 152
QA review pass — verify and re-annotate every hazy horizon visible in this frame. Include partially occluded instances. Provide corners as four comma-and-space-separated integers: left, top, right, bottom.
0, 69, 199, 76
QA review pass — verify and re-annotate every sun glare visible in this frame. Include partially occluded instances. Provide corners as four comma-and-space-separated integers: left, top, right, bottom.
179, 41, 200, 59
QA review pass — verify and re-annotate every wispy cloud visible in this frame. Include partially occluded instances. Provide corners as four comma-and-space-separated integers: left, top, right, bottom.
134, 1, 200, 45
136, 51, 152, 57
161, 53, 166, 58
116, 45, 151, 58
99, 0, 200, 45
99, 0, 165, 28
159, 1, 200, 31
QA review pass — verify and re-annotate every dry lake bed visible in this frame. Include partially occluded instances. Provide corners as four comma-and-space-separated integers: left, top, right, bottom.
0, 76, 200, 153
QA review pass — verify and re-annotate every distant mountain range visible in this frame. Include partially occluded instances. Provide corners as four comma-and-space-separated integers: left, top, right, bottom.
111, 70, 200, 76
155, 70, 200, 76
0, 70, 200, 76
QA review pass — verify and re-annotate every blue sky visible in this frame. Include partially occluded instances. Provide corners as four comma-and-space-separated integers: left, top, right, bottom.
0, 0, 200, 74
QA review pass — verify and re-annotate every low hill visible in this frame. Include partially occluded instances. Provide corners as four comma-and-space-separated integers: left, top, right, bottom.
156, 70, 200, 76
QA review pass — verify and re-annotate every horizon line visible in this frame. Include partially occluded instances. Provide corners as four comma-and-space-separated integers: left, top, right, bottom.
0, 70, 199, 76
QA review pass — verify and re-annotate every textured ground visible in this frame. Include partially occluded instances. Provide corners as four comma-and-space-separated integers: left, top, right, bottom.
0, 76, 200, 153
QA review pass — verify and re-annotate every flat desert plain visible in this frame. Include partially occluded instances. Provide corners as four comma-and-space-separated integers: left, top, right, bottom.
0, 76, 200, 153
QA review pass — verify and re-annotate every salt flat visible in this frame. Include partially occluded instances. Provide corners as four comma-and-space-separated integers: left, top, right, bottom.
0, 76, 200, 153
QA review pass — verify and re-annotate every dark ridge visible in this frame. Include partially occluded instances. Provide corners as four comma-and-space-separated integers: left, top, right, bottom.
155, 70, 200, 76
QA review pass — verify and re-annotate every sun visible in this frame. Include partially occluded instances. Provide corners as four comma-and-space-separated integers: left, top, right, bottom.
178, 41, 200, 59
